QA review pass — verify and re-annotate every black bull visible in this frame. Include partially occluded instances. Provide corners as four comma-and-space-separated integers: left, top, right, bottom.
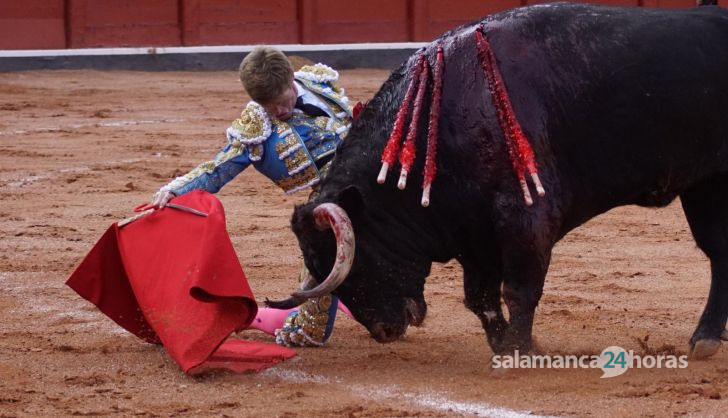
280, 3, 728, 358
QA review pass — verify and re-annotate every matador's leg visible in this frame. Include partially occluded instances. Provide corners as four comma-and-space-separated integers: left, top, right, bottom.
246, 265, 339, 346
272, 177, 342, 346
274, 293, 340, 347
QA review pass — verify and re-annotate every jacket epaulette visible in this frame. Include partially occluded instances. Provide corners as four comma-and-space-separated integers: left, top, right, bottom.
225, 101, 270, 161
294, 63, 339, 83
294, 64, 351, 117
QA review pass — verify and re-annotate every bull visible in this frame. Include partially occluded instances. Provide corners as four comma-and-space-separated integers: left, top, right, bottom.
270, 3, 728, 359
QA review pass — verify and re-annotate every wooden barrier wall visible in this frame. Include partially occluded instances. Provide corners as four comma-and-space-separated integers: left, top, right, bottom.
0, 0, 717, 50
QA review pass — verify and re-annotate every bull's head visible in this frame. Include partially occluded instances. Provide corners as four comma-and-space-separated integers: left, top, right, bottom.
268, 184, 433, 342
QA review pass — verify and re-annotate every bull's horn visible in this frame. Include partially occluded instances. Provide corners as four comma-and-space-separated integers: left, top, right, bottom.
291, 203, 355, 299
264, 295, 307, 310
264, 270, 319, 309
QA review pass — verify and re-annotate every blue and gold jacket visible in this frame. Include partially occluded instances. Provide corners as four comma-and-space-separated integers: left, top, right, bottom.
163, 64, 352, 196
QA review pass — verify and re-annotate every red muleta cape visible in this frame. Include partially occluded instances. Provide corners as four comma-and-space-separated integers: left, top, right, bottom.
66, 190, 295, 374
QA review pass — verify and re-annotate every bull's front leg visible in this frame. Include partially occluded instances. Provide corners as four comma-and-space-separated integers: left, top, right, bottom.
498, 244, 552, 354
461, 257, 509, 351
488, 189, 559, 354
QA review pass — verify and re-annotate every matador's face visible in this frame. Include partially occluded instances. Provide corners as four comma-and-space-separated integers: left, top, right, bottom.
261, 82, 297, 121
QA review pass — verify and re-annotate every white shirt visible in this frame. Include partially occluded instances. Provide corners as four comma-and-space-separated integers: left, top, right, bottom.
294, 81, 334, 117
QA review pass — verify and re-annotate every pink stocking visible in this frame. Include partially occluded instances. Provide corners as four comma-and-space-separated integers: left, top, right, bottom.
248, 302, 354, 336
337, 302, 353, 319
248, 307, 295, 335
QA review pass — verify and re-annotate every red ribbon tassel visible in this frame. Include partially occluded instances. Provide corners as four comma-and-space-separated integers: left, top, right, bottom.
398, 59, 430, 190
475, 25, 545, 206
421, 46, 445, 207
378, 55, 425, 184
377, 46, 448, 207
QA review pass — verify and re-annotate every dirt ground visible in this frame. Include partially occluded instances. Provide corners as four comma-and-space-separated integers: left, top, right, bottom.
1, 68, 727, 418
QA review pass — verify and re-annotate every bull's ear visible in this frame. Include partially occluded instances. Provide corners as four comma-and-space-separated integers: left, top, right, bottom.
291, 203, 315, 236
336, 185, 364, 218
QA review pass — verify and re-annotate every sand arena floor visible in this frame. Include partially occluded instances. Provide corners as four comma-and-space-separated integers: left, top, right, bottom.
0, 69, 727, 417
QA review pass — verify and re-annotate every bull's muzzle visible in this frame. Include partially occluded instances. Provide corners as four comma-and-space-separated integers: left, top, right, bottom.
369, 322, 406, 343
365, 298, 426, 343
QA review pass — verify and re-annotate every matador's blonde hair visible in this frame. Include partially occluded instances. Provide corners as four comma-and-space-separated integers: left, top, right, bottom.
239, 46, 293, 105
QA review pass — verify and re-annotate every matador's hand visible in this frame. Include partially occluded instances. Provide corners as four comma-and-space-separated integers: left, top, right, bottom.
152, 188, 175, 207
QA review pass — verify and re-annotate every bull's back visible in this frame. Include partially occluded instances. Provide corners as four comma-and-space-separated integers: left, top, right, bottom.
559, 6, 728, 221
450, 4, 728, 228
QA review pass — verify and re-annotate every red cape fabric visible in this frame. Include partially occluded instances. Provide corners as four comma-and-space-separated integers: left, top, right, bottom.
66, 190, 296, 374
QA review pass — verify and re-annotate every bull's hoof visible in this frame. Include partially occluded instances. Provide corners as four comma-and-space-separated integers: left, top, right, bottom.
489, 330, 533, 355
721, 329, 728, 341
690, 338, 721, 360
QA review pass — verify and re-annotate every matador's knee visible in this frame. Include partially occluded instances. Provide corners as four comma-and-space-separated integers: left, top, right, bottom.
275, 294, 339, 346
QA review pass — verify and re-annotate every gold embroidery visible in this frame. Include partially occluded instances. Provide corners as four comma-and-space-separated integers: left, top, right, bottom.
314, 117, 329, 130
276, 121, 291, 136
297, 295, 333, 341
329, 102, 344, 114
214, 145, 245, 165
275, 134, 300, 156
284, 148, 310, 174
298, 64, 338, 81
332, 119, 348, 132
231, 104, 266, 139
250, 145, 263, 160
275, 165, 318, 192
